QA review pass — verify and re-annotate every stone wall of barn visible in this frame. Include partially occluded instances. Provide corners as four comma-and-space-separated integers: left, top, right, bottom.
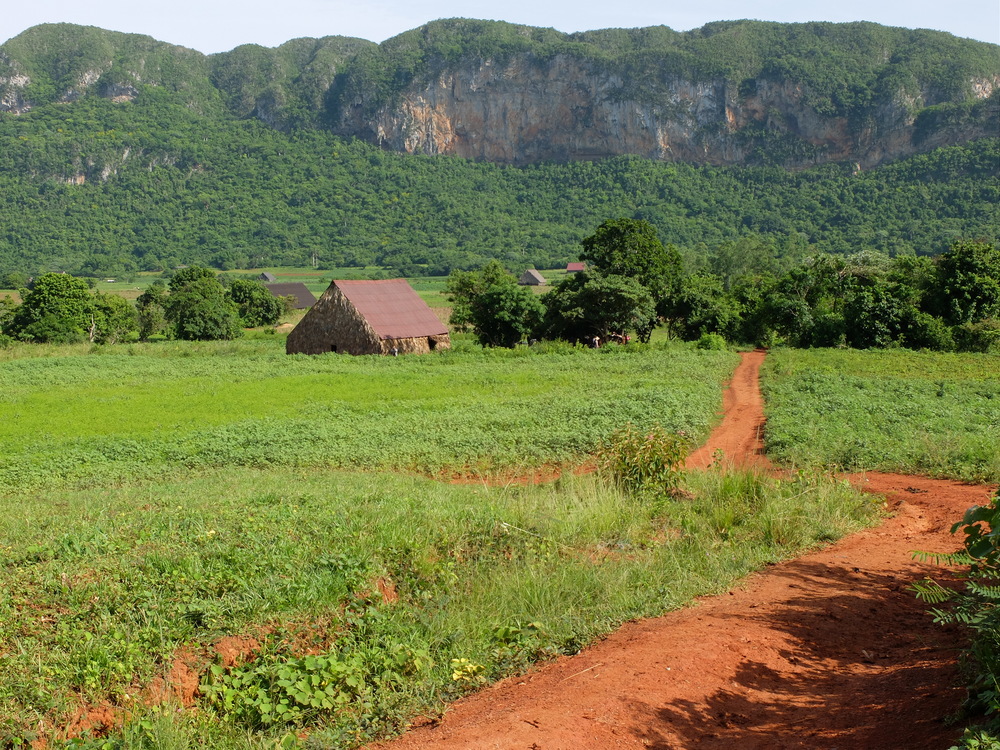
286, 285, 381, 355
378, 333, 451, 355
286, 285, 452, 356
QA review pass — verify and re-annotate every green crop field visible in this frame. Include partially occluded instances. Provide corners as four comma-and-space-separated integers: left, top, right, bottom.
762, 348, 1000, 482
0, 340, 891, 748
0, 340, 736, 492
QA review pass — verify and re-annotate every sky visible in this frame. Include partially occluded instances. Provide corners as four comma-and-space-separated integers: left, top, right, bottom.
3, 0, 998, 54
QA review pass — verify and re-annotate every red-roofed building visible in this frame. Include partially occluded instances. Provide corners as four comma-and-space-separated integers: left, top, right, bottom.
566, 262, 586, 273
286, 279, 450, 355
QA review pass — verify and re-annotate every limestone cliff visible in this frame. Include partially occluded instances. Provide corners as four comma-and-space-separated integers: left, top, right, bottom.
335, 53, 998, 168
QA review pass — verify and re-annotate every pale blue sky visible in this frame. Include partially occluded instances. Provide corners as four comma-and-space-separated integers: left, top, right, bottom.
3, 0, 998, 53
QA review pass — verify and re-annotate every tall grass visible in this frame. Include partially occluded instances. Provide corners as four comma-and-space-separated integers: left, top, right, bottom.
0, 465, 880, 748
762, 348, 1000, 482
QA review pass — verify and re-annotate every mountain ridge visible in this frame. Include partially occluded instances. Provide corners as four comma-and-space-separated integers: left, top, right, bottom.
1, 19, 997, 168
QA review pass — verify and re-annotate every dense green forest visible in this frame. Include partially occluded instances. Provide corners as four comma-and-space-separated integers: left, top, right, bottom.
0, 87, 996, 277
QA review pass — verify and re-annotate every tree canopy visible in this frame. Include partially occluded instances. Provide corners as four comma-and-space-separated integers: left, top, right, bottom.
446, 261, 544, 347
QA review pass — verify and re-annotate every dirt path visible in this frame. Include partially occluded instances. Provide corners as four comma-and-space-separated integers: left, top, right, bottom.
685, 349, 771, 471
373, 351, 994, 750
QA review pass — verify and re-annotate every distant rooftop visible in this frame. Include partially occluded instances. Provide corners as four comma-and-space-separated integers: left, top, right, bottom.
265, 282, 317, 309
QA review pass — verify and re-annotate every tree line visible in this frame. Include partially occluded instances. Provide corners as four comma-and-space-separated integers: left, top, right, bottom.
2, 221, 997, 353
448, 219, 1000, 353
0, 269, 287, 344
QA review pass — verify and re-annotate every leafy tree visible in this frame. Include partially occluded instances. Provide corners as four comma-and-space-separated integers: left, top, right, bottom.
6, 273, 93, 342
542, 271, 655, 343
843, 280, 908, 348
670, 273, 743, 341
89, 292, 138, 344
169, 266, 219, 292
579, 217, 683, 318
166, 276, 243, 341
0, 295, 19, 333
226, 279, 283, 327
934, 240, 1000, 325
136, 281, 169, 340
0, 271, 29, 289
446, 261, 544, 347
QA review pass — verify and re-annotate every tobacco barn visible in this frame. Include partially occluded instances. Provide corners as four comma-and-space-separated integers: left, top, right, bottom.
518, 269, 547, 286
265, 282, 318, 309
285, 279, 451, 356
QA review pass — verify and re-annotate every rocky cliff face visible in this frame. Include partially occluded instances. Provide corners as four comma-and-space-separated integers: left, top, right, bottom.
2, 22, 998, 169
336, 54, 998, 168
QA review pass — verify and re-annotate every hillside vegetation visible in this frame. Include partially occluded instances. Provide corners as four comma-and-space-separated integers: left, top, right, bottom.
0, 86, 994, 276
4, 20, 997, 136
0, 19, 996, 276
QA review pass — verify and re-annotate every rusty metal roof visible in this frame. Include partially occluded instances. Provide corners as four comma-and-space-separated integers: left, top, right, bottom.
566, 262, 586, 272
335, 279, 448, 340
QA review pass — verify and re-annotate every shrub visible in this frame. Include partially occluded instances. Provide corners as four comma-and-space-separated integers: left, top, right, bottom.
696, 333, 727, 350
954, 318, 1000, 353
598, 423, 689, 497
914, 490, 1000, 744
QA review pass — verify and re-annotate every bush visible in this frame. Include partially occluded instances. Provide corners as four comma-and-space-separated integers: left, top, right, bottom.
598, 423, 689, 497
696, 333, 728, 350
954, 319, 1000, 353
914, 490, 1000, 744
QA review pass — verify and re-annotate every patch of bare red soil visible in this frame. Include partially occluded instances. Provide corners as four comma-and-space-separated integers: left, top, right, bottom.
372, 350, 995, 750
686, 349, 771, 471
445, 460, 597, 488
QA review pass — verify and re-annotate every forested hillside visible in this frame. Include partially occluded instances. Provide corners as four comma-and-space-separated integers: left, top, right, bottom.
0, 20, 997, 277
0, 89, 995, 276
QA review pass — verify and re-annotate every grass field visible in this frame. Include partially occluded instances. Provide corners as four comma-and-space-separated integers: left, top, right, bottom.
1, 340, 937, 748
0, 339, 736, 492
0, 462, 879, 748
762, 348, 1000, 482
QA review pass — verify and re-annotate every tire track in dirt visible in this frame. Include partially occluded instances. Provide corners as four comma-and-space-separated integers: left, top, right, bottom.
373, 351, 994, 750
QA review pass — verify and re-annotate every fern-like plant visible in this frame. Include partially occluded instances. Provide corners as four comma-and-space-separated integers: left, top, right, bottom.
914, 491, 1000, 746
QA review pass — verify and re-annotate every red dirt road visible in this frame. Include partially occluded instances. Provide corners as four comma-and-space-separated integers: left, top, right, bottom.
686, 349, 771, 471
374, 351, 995, 750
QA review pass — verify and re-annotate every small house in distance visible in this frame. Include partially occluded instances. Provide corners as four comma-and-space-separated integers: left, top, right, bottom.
566, 262, 586, 273
265, 282, 317, 309
518, 269, 547, 286
286, 279, 450, 356
258, 272, 278, 282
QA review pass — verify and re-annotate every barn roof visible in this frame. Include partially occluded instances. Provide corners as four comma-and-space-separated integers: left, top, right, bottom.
519, 269, 547, 285
259, 272, 278, 282
335, 279, 448, 340
265, 282, 317, 309
566, 262, 586, 272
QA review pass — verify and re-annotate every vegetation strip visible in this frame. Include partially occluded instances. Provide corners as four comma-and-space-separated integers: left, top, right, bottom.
762, 348, 1000, 482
